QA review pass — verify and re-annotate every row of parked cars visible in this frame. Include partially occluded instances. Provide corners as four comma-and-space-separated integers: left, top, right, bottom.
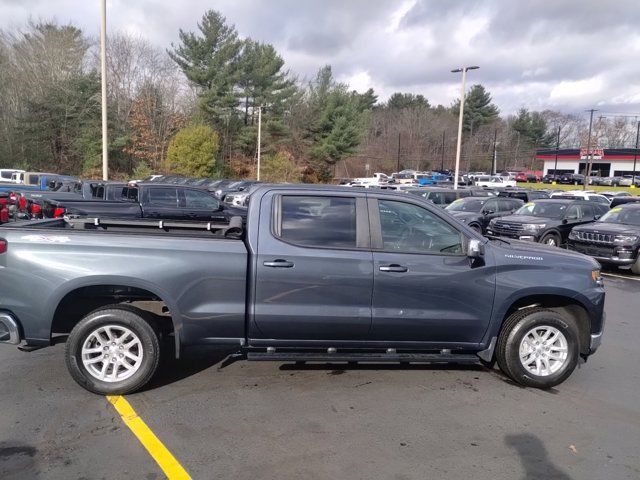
542, 173, 640, 187
400, 185, 640, 274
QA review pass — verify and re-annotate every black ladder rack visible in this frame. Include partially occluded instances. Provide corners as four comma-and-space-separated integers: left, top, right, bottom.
65, 215, 244, 238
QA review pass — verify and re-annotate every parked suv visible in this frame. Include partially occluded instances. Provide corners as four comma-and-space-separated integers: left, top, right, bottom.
498, 189, 549, 202
558, 173, 585, 185
487, 199, 609, 247
445, 196, 524, 233
568, 203, 640, 274
407, 187, 472, 207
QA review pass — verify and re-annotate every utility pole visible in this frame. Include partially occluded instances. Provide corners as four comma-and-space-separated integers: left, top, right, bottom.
512, 131, 521, 170
396, 132, 401, 172
100, 0, 108, 180
451, 65, 479, 189
633, 120, 639, 187
491, 128, 498, 175
256, 106, 262, 181
440, 131, 445, 171
583, 108, 598, 191
553, 126, 561, 182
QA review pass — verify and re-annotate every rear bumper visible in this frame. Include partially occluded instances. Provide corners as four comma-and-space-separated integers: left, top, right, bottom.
0, 312, 22, 345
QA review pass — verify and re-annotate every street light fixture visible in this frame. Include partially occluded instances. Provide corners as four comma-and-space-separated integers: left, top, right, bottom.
451, 66, 479, 189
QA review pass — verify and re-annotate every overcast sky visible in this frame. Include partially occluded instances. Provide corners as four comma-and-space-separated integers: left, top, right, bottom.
2, 0, 639, 116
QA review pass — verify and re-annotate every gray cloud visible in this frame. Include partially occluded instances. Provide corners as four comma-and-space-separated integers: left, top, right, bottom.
0, 0, 638, 115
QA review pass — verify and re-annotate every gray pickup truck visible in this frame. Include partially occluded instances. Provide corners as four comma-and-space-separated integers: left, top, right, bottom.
0, 185, 605, 394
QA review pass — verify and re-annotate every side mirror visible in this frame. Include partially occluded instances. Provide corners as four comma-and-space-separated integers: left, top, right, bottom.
483, 209, 495, 215
467, 238, 484, 258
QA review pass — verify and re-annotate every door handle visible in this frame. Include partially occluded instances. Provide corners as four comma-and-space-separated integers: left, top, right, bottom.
263, 259, 294, 268
379, 264, 408, 273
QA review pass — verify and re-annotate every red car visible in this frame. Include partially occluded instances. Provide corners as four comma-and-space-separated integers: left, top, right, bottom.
515, 172, 528, 182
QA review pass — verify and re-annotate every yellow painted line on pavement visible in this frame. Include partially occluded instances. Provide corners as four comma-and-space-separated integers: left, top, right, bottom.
107, 395, 191, 479
602, 272, 640, 281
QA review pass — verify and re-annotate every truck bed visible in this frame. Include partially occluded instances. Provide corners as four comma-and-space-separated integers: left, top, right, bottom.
0, 216, 248, 345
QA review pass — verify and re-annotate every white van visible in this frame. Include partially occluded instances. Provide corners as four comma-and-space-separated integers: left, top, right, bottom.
0, 169, 25, 184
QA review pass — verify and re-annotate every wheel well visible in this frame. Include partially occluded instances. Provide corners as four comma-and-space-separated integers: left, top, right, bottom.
502, 295, 591, 355
52, 285, 173, 337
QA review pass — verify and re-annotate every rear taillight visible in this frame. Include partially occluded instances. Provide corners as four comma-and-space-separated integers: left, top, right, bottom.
30, 203, 42, 215
53, 207, 65, 218
0, 208, 8, 224
0, 198, 7, 206
18, 196, 26, 211
0, 239, 7, 254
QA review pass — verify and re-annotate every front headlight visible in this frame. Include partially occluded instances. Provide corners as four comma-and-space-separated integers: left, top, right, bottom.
569, 230, 579, 240
522, 223, 546, 232
613, 235, 639, 244
592, 269, 604, 287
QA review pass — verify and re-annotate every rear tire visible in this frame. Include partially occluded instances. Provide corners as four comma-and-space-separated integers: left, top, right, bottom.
496, 308, 579, 388
540, 232, 560, 247
65, 306, 161, 395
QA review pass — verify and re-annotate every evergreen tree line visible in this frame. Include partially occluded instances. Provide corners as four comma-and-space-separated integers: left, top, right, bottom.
0, 12, 638, 181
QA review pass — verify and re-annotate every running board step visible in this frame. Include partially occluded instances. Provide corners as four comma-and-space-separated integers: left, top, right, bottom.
247, 352, 480, 364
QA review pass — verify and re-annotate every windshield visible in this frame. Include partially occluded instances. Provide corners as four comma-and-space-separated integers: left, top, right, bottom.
515, 202, 568, 218
598, 207, 640, 226
446, 198, 486, 212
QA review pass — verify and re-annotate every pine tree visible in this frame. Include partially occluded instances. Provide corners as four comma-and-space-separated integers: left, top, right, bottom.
168, 10, 242, 118
452, 84, 499, 132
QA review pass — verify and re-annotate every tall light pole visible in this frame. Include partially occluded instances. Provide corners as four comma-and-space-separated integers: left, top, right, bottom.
583, 109, 597, 191
553, 126, 561, 183
451, 66, 479, 189
100, 0, 108, 180
256, 106, 262, 181
633, 120, 639, 188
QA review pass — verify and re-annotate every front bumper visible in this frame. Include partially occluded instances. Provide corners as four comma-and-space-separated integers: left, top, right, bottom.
590, 331, 603, 353
568, 242, 639, 266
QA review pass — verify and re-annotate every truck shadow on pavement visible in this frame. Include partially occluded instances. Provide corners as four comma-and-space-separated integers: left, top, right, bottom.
505, 433, 573, 480
142, 342, 233, 392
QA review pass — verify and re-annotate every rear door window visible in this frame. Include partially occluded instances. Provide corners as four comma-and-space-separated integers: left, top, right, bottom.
147, 187, 177, 206
278, 196, 357, 248
184, 189, 220, 210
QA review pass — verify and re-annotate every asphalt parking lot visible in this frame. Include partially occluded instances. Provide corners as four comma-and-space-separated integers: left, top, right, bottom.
1, 274, 639, 480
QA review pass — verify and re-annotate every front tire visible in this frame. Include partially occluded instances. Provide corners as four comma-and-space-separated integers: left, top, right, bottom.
496, 308, 579, 388
468, 223, 482, 234
631, 254, 640, 275
540, 232, 560, 247
65, 306, 161, 395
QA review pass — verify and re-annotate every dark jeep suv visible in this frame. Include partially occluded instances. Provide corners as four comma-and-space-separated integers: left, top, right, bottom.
568, 203, 640, 274
445, 196, 523, 233
486, 199, 609, 247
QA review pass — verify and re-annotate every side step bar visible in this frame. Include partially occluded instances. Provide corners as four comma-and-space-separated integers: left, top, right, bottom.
247, 352, 480, 364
